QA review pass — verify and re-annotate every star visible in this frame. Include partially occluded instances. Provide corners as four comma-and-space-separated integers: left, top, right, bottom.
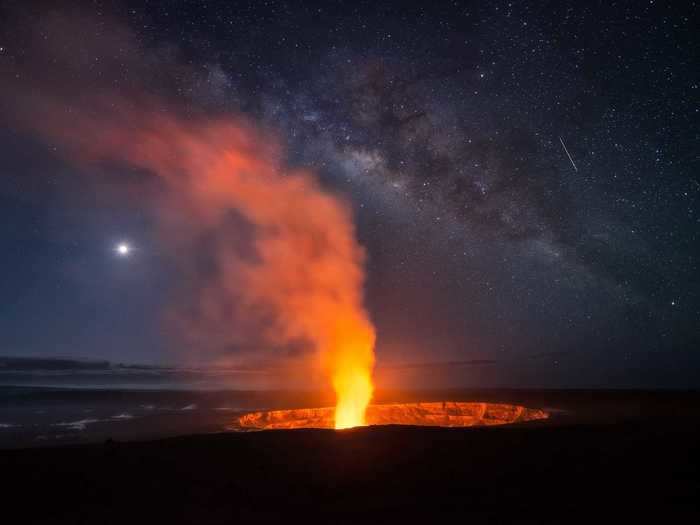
115, 242, 131, 257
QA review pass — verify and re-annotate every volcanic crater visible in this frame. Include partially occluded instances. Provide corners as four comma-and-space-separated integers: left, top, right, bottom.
231, 401, 549, 430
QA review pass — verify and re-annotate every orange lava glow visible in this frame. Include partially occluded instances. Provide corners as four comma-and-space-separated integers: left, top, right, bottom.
231, 402, 549, 430
331, 332, 375, 429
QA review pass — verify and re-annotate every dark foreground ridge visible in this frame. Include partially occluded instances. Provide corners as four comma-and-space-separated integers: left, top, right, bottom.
2, 390, 699, 523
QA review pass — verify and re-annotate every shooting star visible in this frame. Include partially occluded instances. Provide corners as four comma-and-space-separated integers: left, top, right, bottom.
559, 136, 578, 172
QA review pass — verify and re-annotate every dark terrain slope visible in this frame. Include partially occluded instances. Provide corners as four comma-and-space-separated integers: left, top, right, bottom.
2, 390, 699, 524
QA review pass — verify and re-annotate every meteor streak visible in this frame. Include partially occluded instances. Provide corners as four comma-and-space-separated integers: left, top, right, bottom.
559, 136, 578, 172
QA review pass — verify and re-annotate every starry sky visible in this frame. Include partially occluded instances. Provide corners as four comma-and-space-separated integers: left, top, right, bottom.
0, 0, 698, 388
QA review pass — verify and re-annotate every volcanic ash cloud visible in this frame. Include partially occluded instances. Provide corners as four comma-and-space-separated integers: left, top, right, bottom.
3, 86, 379, 425
1, 9, 375, 427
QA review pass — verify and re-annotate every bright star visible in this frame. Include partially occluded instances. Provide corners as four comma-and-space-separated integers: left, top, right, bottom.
115, 242, 131, 256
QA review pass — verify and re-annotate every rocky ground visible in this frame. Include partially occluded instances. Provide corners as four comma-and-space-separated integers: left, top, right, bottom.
2, 390, 699, 523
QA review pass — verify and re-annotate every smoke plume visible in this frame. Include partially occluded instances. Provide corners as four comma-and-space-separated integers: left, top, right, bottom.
0, 8, 375, 415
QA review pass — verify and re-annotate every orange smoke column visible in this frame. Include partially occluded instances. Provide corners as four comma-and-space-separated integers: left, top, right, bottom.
34, 107, 376, 429
0, 8, 376, 428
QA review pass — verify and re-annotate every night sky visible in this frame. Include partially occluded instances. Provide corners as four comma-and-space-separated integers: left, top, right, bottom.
0, 0, 697, 388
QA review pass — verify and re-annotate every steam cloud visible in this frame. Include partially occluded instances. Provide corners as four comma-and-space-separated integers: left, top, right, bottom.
1, 9, 375, 399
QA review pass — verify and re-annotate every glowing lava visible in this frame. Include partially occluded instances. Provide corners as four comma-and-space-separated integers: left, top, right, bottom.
333, 369, 373, 429
231, 402, 549, 430
330, 332, 375, 429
